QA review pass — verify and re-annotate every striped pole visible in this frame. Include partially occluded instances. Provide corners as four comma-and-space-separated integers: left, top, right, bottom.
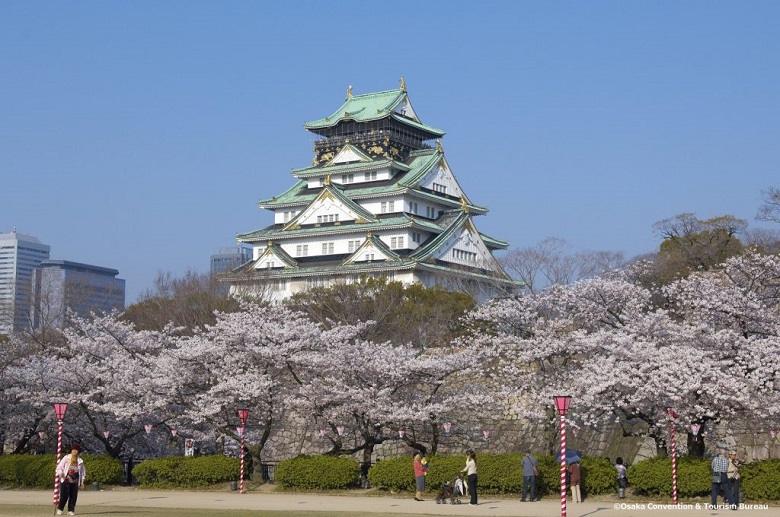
666, 408, 678, 505
53, 418, 63, 506
670, 423, 678, 504
560, 414, 568, 517
239, 427, 246, 494
237, 409, 249, 494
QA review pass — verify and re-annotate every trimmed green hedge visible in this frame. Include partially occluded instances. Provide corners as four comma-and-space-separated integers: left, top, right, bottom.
0, 454, 122, 488
132, 455, 239, 488
275, 455, 360, 490
741, 459, 780, 500
628, 456, 711, 497
368, 454, 617, 496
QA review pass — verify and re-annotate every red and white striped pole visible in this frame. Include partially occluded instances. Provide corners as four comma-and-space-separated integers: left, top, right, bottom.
238, 409, 249, 494
666, 408, 678, 504
52, 402, 68, 507
554, 396, 572, 517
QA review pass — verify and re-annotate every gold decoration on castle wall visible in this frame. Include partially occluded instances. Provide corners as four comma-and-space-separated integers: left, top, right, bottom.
368, 146, 384, 155
389, 147, 400, 157
320, 152, 334, 163
324, 174, 332, 186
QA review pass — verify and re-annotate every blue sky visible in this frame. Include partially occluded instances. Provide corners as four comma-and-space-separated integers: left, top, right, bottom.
2, 1, 779, 303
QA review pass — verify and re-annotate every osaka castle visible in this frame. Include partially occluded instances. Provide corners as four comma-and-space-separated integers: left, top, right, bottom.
226, 80, 517, 302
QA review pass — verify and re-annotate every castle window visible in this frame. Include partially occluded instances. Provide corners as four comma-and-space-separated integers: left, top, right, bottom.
390, 236, 405, 249
453, 249, 476, 262
432, 183, 447, 194
409, 201, 418, 214
348, 240, 362, 253
380, 201, 395, 214
364, 171, 377, 181
321, 242, 335, 255
412, 232, 421, 243
425, 206, 436, 218
341, 173, 354, 183
296, 244, 308, 257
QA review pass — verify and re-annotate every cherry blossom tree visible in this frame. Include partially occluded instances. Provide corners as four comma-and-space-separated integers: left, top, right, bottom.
7, 313, 179, 457
468, 252, 780, 455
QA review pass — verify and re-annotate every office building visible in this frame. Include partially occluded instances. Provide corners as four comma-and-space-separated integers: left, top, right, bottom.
31, 260, 125, 329
0, 230, 50, 334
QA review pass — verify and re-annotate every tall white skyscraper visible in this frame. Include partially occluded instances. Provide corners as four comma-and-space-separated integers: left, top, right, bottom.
0, 230, 51, 334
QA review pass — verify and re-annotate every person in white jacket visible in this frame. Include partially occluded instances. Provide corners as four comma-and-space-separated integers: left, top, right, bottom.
55, 443, 86, 515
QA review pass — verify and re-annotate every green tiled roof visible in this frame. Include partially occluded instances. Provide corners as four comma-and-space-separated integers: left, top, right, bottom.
225, 254, 517, 287
237, 215, 415, 242
304, 88, 445, 137
259, 149, 486, 215
480, 233, 509, 250
291, 159, 409, 179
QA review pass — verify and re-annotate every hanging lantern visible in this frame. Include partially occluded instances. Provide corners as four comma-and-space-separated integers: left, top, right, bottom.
483, 429, 491, 441
398, 428, 406, 439
171, 428, 178, 437
770, 429, 778, 440
237, 408, 249, 428
144, 424, 153, 434
690, 424, 701, 441
336, 424, 345, 436
443, 422, 452, 435
38, 430, 47, 440
236, 426, 243, 436
54, 402, 69, 421
103, 430, 110, 439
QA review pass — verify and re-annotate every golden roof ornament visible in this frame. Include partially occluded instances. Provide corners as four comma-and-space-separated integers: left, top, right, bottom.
346, 85, 353, 99
324, 174, 332, 186
436, 140, 444, 153
460, 196, 470, 214
399, 77, 406, 92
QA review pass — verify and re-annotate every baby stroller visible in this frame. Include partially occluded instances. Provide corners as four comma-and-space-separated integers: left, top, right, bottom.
435, 473, 465, 504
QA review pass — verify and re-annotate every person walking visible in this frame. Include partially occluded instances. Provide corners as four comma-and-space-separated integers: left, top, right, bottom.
55, 443, 85, 516
727, 450, 741, 505
711, 448, 735, 509
521, 452, 538, 502
615, 457, 628, 498
413, 453, 426, 501
568, 461, 582, 503
461, 449, 478, 506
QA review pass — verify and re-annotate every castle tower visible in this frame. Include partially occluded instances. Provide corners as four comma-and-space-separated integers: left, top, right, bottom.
227, 81, 516, 302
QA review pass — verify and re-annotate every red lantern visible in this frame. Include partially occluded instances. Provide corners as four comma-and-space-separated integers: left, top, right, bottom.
553, 395, 572, 416
103, 430, 110, 439
171, 428, 178, 437
144, 424, 153, 434
54, 402, 68, 421
336, 424, 345, 436
237, 409, 249, 428
690, 424, 701, 441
